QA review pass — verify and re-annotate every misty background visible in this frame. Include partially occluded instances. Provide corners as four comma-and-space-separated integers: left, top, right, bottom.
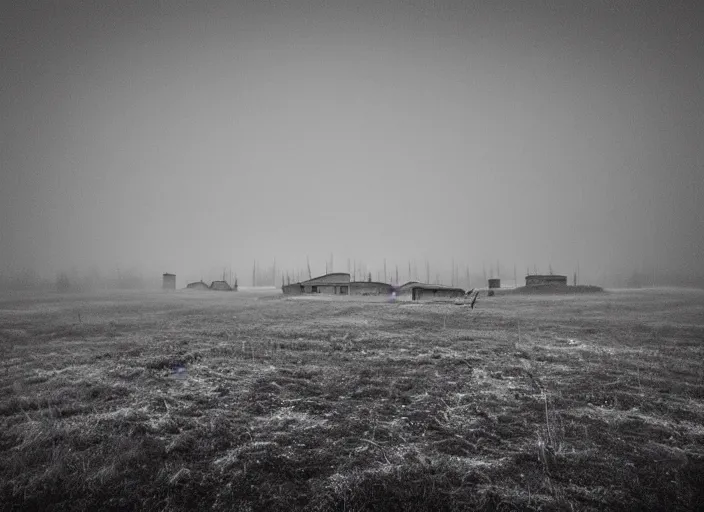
1, 0, 703, 290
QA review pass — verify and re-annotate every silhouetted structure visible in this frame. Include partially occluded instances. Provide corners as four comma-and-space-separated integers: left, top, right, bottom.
525, 274, 567, 287
162, 273, 176, 290
488, 278, 501, 289
186, 280, 209, 290
281, 273, 394, 296
210, 280, 233, 291
397, 282, 465, 301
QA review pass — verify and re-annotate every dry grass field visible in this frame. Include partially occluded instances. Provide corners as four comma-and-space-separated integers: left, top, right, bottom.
1, 288, 703, 511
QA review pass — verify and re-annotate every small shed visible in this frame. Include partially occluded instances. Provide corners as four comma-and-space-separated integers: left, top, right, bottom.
210, 280, 233, 291
350, 281, 394, 296
186, 280, 210, 290
397, 282, 465, 301
488, 278, 501, 289
163, 273, 176, 290
525, 275, 567, 287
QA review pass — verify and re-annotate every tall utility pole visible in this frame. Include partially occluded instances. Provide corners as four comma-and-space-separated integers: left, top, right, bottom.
408, 261, 412, 282
353, 259, 356, 282
306, 256, 312, 280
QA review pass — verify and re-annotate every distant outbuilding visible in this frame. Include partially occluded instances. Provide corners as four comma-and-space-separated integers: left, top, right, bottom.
282, 273, 394, 296
397, 282, 465, 301
300, 273, 351, 295
488, 278, 501, 289
525, 274, 567, 287
210, 280, 233, 291
163, 273, 176, 290
186, 280, 210, 290
350, 281, 394, 296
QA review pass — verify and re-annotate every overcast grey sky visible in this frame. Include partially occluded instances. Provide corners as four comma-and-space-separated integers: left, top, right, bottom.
1, 0, 703, 285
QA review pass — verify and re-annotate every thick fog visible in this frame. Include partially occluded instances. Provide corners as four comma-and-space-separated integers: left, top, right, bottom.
2, 1, 703, 288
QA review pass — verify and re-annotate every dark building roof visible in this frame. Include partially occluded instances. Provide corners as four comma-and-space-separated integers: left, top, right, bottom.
399, 282, 465, 293
351, 281, 393, 287
301, 273, 351, 285
210, 280, 233, 290
163, 273, 176, 277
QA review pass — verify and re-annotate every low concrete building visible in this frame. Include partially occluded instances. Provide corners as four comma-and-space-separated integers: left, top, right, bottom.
210, 280, 233, 291
397, 282, 465, 301
186, 280, 210, 290
350, 281, 394, 296
525, 274, 567, 287
300, 273, 351, 294
162, 273, 176, 290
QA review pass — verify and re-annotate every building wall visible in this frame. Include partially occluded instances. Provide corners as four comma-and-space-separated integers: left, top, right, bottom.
350, 282, 393, 295
186, 282, 209, 290
301, 283, 348, 294
488, 278, 501, 289
525, 275, 567, 286
404, 287, 465, 300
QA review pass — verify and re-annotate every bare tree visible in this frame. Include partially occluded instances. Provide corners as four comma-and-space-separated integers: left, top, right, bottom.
307, 256, 312, 280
